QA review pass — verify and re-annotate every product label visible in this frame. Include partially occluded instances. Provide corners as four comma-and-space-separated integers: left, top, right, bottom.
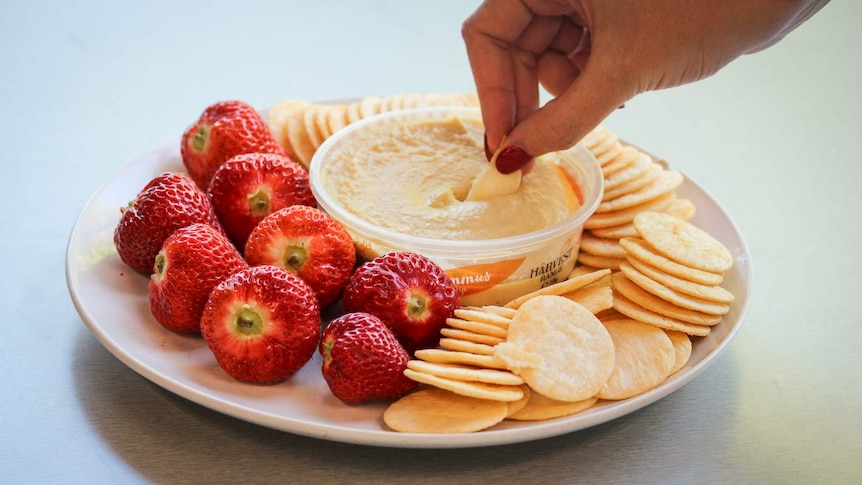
529, 247, 574, 287
446, 258, 526, 296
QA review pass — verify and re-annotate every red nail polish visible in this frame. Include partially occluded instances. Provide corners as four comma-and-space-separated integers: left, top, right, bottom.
495, 145, 532, 174
483, 133, 492, 161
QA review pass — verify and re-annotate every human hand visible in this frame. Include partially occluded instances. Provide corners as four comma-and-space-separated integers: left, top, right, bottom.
462, 0, 829, 173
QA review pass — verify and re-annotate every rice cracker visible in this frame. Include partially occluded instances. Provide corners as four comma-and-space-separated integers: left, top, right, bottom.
495, 296, 615, 402
619, 263, 730, 315
611, 272, 722, 326
505, 268, 611, 309
406, 360, 524, 386
633, 211, 733, 273
384, 387, 509, 433
402, 369, 524, 402
596, 319, 675, 400
666, 330, 693, 374
507, 394, 598, 421
619, 237, 724, 286
612, 292, 711, 337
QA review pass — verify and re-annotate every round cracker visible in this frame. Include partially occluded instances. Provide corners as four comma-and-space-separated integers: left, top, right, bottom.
603, 152, 653, 190
313, 104, 333, 141
583, 192, 675, 229
590, 222, 638, 240
620, 237, 724, 285
453, 308, 511, 328
498, 296, 615, 402
596, 170, 683, 213
580, 233, 627, 259
402, 369, 524, 401
506, 385, 532, 416
666, 330, 692, 374
345, 100, 363, 123
611, 272, 722, 326
264, 100, 295, 156
595, 142, 625, 166
507, 394, 598, 421
414, 348, 509, 370
445, 318, 508, 339
384, 387, 509, 433
278, 99, 316, 168
596, 319, 675, 400
325, 103, 349, 135
602, 162, 662, 201
663, 197, 696, 221
406, 360, 524, 386
627, 256, 734, 303
595, 307, 628, 322
439, 328, 504, 346
577, 252, 625, 270
266, 99, 311, 164
562, 284, 614, 315
438, 337, 496, 356
620, 263, 730, 315
633, 211, 734, 273
582, 125, 618, 153
600, 145, 641, 175
464, 305, 518, 319
359, 96, 384, 118
612, 292, 711, 337
505, 268, 611, 309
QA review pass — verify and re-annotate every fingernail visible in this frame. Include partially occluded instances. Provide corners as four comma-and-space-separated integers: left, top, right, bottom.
495, 145, 533, 174
483, 133, 492, 161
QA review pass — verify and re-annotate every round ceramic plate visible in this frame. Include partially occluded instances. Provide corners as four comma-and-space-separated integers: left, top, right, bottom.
66, 140, 752, 448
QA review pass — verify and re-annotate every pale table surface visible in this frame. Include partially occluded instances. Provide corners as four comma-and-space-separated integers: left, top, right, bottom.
2, 1, 861, 484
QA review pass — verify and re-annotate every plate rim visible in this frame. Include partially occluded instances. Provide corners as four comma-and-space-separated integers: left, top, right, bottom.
65, 139, 752, 449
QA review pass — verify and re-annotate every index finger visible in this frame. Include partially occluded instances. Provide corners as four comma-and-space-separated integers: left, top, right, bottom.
461, 0, 535, 149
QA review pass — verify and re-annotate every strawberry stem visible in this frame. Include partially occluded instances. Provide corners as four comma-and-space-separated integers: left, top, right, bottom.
247, 188, 271, 217
153, 253, 166, 277
407, 293, 427, 320
283, 245, 308, 271
234, 304, 264, 336
192, 125, 210, 153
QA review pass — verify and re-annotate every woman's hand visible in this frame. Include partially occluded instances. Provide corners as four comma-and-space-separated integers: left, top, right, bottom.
462, 0, 829, 173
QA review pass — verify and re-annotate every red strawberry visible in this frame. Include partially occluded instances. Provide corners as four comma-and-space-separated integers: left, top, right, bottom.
181, 100, 287, 190
207, 152, 317, 248
320, 312, 417, 403
148, 223, 247, 334
114, 172, 223, 274
201, 265, 321, 384
244, 206, 356, 308
342, 252, 460, 354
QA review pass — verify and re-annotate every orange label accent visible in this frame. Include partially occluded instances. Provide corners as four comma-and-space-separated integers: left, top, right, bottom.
554, 164, 584, 209
445, 258, 526, 296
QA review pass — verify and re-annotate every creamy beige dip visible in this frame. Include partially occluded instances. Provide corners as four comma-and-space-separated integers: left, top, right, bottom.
320, 115, 579, 240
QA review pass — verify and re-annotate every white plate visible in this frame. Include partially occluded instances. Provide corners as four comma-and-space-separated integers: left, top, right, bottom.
66, 141, 752, 448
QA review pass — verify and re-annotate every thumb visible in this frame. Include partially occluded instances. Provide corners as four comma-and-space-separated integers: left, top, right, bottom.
503, 62, 633, 162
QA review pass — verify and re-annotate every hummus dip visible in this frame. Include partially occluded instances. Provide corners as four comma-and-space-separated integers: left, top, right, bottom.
319, 115, 580, 240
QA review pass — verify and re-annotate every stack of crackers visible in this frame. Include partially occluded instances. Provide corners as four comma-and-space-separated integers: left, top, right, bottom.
383, 125, 736, 434
266, 93, 479, 169
575, 125, 696, 270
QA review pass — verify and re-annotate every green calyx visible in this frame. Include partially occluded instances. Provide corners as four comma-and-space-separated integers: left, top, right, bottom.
234, 304, 264, 337
247, 188, 271, 217
407, 293, 428, 320
153, 253, 167, 278
191, 124, 211, 153
282, 245, 308, 272
321, 339, 334, 363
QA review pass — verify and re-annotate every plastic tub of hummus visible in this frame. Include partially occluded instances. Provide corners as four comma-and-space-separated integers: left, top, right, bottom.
309, 106, 603, 306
